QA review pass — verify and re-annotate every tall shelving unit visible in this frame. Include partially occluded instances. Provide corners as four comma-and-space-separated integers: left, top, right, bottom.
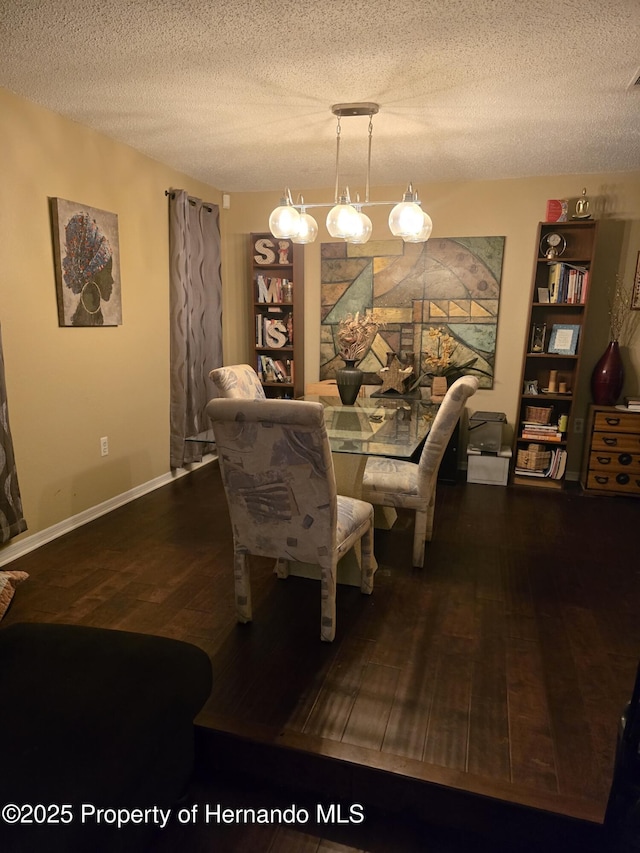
511, 220, 598, 488
250, 233, 304, 399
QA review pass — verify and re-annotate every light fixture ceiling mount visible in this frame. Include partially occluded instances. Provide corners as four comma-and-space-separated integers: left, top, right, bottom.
268, 103, 432, 246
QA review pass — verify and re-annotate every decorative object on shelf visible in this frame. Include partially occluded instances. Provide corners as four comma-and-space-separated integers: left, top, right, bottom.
334, 312, 380, 405
530, 323, 546, 352
572, 188, 592, 220
524, 379, 539, 395
546, 199, 568, 222
548, 324, 580, 355
539, 232, 567, 261
268, 103, 433, 245
590, 341, 624, 406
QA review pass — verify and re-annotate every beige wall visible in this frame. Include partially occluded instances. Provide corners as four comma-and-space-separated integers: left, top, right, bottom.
2, 84, 640, 552
223, 176, 640, 469
0, 87, 221, 542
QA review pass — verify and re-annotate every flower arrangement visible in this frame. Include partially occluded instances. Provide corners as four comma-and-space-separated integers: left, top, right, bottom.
337, 312, 380, 362
608, 273, 640, 345
409, 327, 490, 390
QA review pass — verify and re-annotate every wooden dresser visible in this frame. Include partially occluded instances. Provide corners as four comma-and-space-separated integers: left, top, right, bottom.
581, 404, 640, 496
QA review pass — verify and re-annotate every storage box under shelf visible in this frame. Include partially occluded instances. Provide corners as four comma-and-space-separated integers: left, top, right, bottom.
467, 446, 512, 486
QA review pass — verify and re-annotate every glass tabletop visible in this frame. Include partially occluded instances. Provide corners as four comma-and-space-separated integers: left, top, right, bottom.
302, 395, 438, 459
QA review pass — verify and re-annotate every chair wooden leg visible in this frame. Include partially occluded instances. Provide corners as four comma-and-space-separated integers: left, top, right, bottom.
360, 514, 375, 595
320, 561, 337, 642
233, 552, 252, 623
413, 509, 428, 568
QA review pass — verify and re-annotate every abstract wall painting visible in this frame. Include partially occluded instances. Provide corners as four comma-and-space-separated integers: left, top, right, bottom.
51, 198, 122, 326
320, 237, 505, 389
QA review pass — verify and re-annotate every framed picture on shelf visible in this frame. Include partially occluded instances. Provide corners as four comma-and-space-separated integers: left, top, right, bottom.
548, 324, 580, 355
537, 287, 550, 303
530, 322, 546, 353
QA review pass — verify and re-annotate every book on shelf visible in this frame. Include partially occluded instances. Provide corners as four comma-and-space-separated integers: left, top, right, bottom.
521, 432, 563, 442
257, 355, 293, 384
547, 263, 588, 304
520, 421, 563, 441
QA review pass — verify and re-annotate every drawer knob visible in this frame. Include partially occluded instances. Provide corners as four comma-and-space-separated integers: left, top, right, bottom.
616, 473, 630, 485
603, 437, 618, 446
595, 475, 609, 484
596, 456, 611, 465
618, 453, 633, 466
605, 417, 621, 426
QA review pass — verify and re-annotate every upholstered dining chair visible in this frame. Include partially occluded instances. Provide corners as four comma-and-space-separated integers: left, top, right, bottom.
361, 375, 479, 568
209, 363, 266, 400
205, 398, 376, 642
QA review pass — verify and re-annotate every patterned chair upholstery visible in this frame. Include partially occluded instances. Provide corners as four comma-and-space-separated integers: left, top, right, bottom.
209, 363, 266, 400
206, 398, 375, 642
361, 376, 479, 568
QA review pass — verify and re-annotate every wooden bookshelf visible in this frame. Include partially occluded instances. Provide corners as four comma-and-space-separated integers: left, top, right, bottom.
250, 233, 304, 399
511, 220, 598, 488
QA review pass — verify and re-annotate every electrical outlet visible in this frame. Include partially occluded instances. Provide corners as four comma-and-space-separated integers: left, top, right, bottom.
100, 436, 109, 456
574, 418, 584, 434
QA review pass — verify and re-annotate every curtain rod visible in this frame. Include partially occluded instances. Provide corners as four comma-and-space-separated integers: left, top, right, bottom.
165, 190, 214, 212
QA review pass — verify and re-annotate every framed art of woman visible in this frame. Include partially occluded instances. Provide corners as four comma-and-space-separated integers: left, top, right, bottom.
51, 199, 122, 327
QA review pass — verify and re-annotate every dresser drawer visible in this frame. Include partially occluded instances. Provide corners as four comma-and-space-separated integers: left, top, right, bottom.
594, 412, 640, 433
589, 451, 640, 474
590, 432, 640, 453
587, 471, 640, 495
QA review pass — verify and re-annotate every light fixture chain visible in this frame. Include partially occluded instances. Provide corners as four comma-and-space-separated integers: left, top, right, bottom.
334, 115, 342, 204
366, 114, 374, 204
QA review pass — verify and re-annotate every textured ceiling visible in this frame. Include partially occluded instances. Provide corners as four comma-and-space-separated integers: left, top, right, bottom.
1, 0, 639, 194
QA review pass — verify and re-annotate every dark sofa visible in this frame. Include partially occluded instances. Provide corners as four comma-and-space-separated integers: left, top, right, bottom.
0, 622, 212, 852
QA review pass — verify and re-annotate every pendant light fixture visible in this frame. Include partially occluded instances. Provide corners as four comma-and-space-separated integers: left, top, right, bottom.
268, 103, 433, 245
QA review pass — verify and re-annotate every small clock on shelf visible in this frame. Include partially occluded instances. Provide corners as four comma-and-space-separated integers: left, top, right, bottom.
540, 233, 566, 261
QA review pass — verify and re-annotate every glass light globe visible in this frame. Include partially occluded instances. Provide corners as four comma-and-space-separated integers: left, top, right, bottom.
269, 199, 300, 239
348, 211, 373, 244
388, 199, 425, 239
326, 199, 360, 240
403, 210, 433, 243
291, 212, 318, 244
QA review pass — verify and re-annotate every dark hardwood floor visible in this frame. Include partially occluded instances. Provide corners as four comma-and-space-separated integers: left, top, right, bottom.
3, 461, 639, 851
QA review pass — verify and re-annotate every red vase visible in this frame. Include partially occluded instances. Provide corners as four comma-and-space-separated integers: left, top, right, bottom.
590, 341, 624, 405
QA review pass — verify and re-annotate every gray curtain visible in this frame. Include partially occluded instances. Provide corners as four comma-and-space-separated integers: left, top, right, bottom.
168, 190, 223, 468
0, 325, 27, 543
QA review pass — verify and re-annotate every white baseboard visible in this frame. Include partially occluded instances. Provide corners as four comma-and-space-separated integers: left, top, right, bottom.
0, 455, 217, 568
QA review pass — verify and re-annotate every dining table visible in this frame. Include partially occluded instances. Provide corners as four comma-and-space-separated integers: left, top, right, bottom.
189, 393, 438, 586
294, 393, 437, 585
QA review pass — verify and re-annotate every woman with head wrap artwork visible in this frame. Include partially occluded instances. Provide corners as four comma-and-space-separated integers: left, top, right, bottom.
62, 211, 115, 326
